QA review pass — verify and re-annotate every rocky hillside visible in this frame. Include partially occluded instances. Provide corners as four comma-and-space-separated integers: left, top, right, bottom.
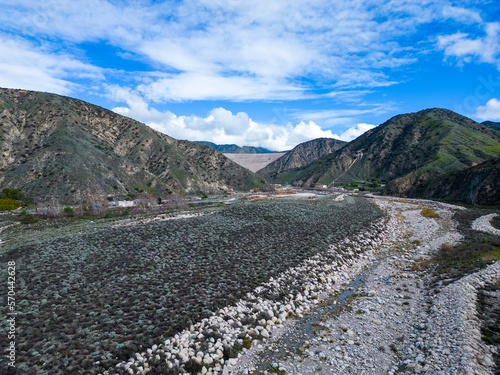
411, 157, 500, 206
0, 89, 266, 202
258, 137, 346, 176
196, 141, 273, 154
273, 109, 500, 202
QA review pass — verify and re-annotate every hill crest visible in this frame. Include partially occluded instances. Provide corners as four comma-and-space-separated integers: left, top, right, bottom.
0, 88, 266, 202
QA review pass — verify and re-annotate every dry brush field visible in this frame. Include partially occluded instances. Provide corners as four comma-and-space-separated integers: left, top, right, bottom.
0, 197, 381, 374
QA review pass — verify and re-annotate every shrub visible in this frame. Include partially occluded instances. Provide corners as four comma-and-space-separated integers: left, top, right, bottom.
1, 187, 21, 200
63, 207, 75, 217
439, 243, 454, 258
243, 338, 252, 349
0, 198, 21, 211
421, 208, 439, 218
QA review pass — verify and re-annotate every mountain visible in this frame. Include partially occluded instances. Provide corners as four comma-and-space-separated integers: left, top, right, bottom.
273, 109, 500, 200
258, 138, 347, 176
196, 141, 274, 154
411, 157, 500, 206
0, 89, 266, 202
482, 121, 500, 132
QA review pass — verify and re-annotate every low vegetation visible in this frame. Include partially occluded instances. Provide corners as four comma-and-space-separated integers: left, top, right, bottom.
431, 209, 500, 283
420, 207, 439, 218
0, 197, 381, 374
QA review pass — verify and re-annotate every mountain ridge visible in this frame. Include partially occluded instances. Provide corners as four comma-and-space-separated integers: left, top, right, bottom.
195, 141, 275, 154
0, 88, 267, 202
268, 108, 500, 204
258, 137, 347, 176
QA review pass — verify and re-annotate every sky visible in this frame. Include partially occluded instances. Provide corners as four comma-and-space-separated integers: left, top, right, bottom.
1, 0, 500, 151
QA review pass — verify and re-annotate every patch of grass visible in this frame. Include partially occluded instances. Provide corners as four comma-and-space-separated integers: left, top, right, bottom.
492, 215, 500, 231
268, 366, 286, 374
242, 338, 252, 350
480, 246, 500, 261
421, 208, 439, 218
433, 238, 500, 281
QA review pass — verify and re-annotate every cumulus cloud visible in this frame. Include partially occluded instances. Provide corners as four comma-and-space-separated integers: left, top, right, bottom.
110, 87, 344, 151
1, 0, 448, 101
335, 123, 376, 141
475, 98, 500, 120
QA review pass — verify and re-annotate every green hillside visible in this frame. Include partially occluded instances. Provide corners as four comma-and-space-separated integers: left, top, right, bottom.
269, 109, 500, 201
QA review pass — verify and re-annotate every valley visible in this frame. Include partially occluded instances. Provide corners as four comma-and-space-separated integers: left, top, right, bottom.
1, 193, 498, 374
2, 1, 500, 374
0, 88, 499, 375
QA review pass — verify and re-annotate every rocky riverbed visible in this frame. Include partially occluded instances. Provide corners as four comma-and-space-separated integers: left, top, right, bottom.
116, 197, 499, 375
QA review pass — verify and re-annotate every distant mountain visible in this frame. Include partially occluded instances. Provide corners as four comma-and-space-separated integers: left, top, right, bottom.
482, 121, 500, 132
274, 108, 500, 203
0, 89, 267, 202
258, 138, 347, 176
196, 141, 274, 154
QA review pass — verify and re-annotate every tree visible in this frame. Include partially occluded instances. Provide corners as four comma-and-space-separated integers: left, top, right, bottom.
0, 199, 20, 211
1, 187, 21, 200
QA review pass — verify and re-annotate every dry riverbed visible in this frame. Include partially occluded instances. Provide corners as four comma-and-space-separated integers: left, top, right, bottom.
229, 198, 499, 375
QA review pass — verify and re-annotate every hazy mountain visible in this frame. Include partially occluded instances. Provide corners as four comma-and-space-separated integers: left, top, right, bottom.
196, 141, 274, 154
0, 89, 266, 202
482, 121, 500, 132
273, 108, 500, 202
258, 138, 347, 176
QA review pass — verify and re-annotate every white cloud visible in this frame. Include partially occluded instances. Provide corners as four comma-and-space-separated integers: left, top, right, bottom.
0, 35, 103, 94
438, 22, 500, 68
442, 6, 482, 23
335, 123, 376, 142
1, 0, 448, 101
475, 98, 500, 120
109, 87, 340, 151
137, 72, 307, 102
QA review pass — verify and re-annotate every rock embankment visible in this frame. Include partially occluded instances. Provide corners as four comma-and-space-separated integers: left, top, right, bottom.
417, 260, 499, 374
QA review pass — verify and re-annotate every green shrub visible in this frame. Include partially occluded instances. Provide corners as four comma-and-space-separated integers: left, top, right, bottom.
63, 206, 75, 217
1, 187, 21, 200
0, 198, 21, 211
243, 338, 252, 349
421, 208, 439, 218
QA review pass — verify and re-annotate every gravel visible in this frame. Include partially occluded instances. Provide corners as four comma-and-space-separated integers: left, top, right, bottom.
472, 213, 500, 236
229, 198, 499, 375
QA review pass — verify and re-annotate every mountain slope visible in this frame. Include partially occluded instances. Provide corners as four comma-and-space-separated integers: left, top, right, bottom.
482, 121, 500, 132
0, 89, 266, 202
275, 109, 500, 199
411, 157, 500, 206
196, 141, 273, 154
258, 138, 347, 176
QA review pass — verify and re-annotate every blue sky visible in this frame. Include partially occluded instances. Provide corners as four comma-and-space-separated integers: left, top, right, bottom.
1, 0, 500, 151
